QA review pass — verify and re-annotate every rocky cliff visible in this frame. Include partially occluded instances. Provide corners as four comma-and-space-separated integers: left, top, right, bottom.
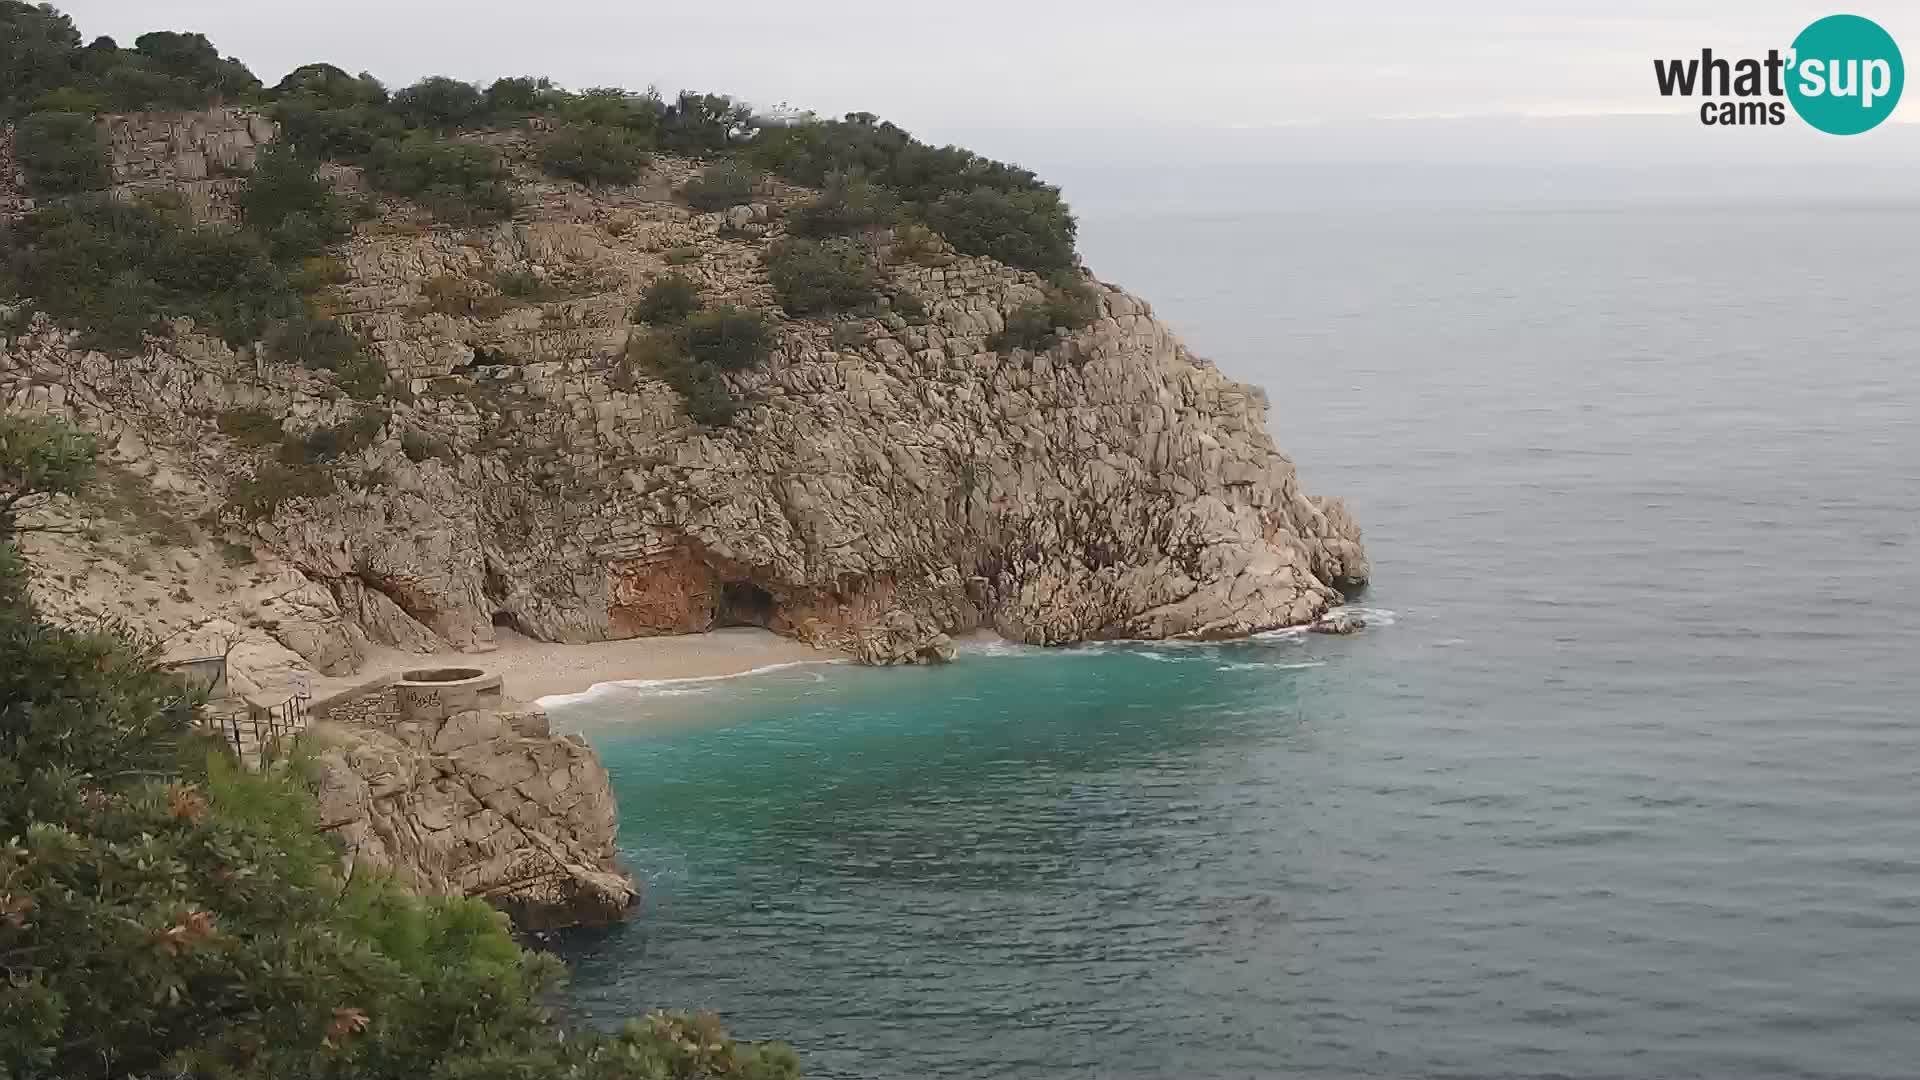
1, 110, 1367, 695
308, 693, 637, 931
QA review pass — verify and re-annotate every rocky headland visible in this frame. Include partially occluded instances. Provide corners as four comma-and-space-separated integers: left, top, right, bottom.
2, 104, 1365, 929
3, 108, 1366, 689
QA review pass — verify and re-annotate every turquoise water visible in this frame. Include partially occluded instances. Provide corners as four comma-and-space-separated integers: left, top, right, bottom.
554, 205, 1920, 1078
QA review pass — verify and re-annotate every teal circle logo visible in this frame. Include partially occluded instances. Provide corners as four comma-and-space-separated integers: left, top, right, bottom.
1787, 14, 1904, 135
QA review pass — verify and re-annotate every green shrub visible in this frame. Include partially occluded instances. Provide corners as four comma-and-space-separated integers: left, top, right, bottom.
483, 75, 553, 119
237, 143, 352, 260
420, 273, 486, 317
389, 75, 485, 130
623, 329, 737, 426
684, 305, 771, 370
266, 312, 359, 370
749, 114, 1079, 269
890, 289, 927, 320
539, 122, 649, 187
271, 100, 402, 160
682, 161, 755, 211
552, 86, 664, 135
227, 459, 336, 517
265, 313, 387, 397
659, 90, 750, 154
494, 268, 543, 299
274, 411, 383, 474
364, 136, 514, 225
2, 12, 259, 122
789, 172, 897, 237
924, 186, 1077, 272
14, 110, 108, 195
400, 429, 448, 463
767, 237, 879, 315
0, 196, 301, 352
1, 3, 86, 124
216, 406, 282, 445
989, 277, 1100, 353
829, 320, 867, 350
633, 272, 702, 324
891, 222, 950, 265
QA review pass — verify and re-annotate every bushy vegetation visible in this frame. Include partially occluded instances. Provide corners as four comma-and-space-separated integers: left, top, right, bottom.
215, 406, 282, 445
13, 110, 108, 195
767, 237, 880, 315
6, 5, 1079, 271
389, 74, 485, 131
0, 196, 301, 352
623, 329, 737, 427
659, 91, 752, 155
787, 172, 897, 237
619, 301, 772, 426
750, 115, 1078, 271
400, 428, 449, 463
236, 143, 353, 260
276, 410, 384, 466
634, 273, 703, 325
363, 136, 515, 225
539, 123, 650, 187
264, 313, 386, 398
988, 276, 1100, 353
682, 161, 756, 211
226, 457, 337, 518
924, 187, 1077, 274
0, 416, 801, 1079
684, 306, 772, 370
1, 4, 258, 121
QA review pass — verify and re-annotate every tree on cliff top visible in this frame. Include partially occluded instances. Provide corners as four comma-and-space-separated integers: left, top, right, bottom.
0, 416, 801, 1078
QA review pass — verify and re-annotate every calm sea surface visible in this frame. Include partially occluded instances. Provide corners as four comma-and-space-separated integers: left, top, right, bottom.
554, 205, 1920, 1079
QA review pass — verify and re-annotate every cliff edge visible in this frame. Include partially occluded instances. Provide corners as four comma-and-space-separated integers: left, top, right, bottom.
307, 692, 637, 931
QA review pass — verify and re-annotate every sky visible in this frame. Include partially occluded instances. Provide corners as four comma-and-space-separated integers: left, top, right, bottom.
50, 0, 1920, 209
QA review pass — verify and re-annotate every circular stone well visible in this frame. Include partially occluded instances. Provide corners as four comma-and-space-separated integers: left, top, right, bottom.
394, 667, 504, 723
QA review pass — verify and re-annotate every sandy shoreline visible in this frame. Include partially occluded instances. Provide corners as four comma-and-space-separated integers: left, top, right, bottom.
310, 627, 838, 706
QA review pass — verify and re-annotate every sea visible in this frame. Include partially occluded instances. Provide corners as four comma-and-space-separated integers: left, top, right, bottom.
549, 203, 1920, 1079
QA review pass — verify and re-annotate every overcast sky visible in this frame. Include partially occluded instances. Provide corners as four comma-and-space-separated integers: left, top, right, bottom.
52, 1, 1920, 208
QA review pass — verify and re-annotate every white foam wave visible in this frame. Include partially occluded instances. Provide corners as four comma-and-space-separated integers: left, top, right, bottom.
536, 658, 850, 709
1215, 660, 1326, 672
1324, 605, 1399, 627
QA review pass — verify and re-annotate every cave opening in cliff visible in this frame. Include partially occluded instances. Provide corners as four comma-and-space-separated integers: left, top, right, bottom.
491, 609, 530, 639
716, 581, 776, 629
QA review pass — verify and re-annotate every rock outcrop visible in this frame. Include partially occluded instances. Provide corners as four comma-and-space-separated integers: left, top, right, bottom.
0, 109, 1367, 690
308, 699, 637, 930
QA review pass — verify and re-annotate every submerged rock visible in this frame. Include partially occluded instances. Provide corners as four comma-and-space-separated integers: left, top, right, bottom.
1311, 611, 1368, 636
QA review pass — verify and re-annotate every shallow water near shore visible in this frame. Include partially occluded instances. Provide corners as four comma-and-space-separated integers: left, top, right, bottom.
551, 203, 1920, 1079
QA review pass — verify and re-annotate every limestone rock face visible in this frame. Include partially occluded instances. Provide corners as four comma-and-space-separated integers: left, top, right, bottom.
309, 704, 638, 931
1, 110, 1368, 681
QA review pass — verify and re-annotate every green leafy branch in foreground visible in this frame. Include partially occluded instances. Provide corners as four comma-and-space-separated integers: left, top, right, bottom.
0, 412, 800, 1079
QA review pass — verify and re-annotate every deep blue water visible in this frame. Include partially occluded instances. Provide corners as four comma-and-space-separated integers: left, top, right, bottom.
554, 205, 1920, 1079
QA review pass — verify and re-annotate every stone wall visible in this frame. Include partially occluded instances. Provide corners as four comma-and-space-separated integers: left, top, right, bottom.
310, 679, 399, 726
